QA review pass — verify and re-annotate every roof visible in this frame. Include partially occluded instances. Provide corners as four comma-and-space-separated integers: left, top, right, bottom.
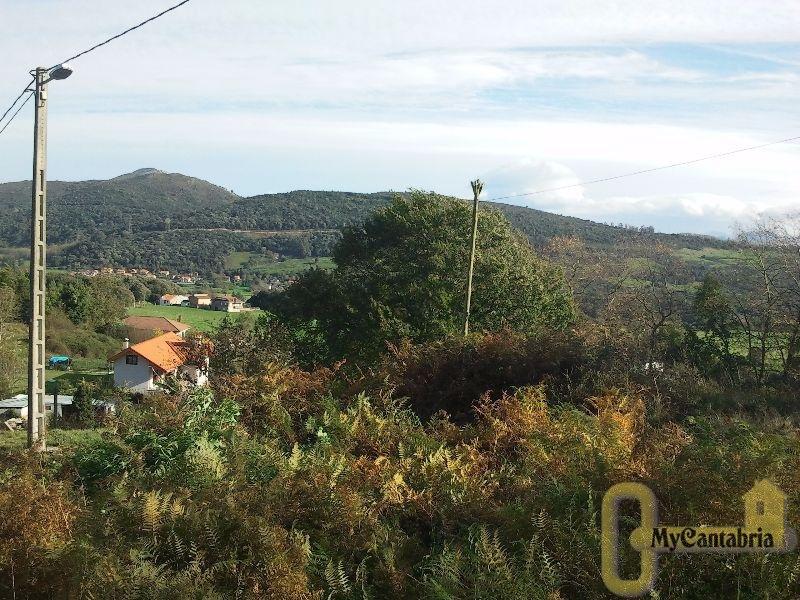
212, 295, 242, 302
191, 293, 211, 298
0, 394, 75, 409
109, 332, 189, 373
123, 315, 190, 333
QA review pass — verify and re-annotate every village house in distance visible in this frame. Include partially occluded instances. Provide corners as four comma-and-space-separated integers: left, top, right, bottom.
157, 293, 189, 306
180, 293, 244, 312
109, 332, 208, 393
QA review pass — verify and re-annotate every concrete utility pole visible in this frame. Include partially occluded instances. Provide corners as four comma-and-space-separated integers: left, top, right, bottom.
27, 67, 49, 449
464, 179, 484, 336
27, 64, 72, 449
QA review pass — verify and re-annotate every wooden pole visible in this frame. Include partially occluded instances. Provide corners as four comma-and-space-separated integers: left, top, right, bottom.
464, 179, 483, 336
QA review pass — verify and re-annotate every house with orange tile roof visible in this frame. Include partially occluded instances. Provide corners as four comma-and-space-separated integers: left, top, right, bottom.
109, 332, 208, 393
123, 315, 191, 344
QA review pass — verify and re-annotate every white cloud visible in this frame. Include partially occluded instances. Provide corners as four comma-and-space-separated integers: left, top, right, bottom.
483, 159, 586, 204
2, 1, 800, 237
482, 154, 800, 236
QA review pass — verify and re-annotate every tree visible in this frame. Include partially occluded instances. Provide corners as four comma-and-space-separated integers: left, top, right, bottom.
59, 279, 91, 325
272, 191, 575, 362
0, 286, 17, 342
72, 380, 97, 425
0, 337, 22, 400
690, 274, 738, 381
728, 216, 800, 383
86, 277, 134, 329
603, 243, 690, 367
0, 285, 20, 400
209, 314, 294, 376
543, 235, 630, 317
126, 278, 150, 304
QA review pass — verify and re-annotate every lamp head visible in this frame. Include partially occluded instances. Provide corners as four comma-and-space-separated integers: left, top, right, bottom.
48, 64, 73, 80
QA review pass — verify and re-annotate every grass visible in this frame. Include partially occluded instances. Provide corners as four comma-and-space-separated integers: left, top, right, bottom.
0, 427, 109, 451
224, 251, 252, 269
45, 371, 113, 394
228, 284, 251, 298
127, 303, 258, 332
245, 256, 335, 277
676, 247, 742, 266
223, 252, 334, 277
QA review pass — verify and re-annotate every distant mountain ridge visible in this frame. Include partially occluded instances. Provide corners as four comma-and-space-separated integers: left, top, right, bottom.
0, 169, 728, 273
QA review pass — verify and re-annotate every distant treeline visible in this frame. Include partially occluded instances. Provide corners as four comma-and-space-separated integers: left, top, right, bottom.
49, 230, 341, 273
0, 171, 733, 274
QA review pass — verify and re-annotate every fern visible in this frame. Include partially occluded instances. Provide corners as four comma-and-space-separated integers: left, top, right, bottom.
324, 559, 351, 598
141, 491, 168, 533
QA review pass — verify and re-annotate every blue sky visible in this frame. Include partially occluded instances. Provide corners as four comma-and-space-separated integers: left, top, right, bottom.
2, 0, 800, 237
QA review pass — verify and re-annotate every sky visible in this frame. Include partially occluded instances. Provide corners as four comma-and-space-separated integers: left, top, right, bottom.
2, 1, 800, 237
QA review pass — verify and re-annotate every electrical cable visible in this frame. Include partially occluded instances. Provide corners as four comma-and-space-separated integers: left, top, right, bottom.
0, 92, 33, 137
486, 135, 800, 202
0, 79, 34, 127
48, 0, 192, 68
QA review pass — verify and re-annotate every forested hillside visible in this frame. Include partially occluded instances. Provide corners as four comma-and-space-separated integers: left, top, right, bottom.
0, 169, 730, 273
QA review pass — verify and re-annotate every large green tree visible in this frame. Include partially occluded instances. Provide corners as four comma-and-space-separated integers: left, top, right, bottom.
271, 191, 575, 361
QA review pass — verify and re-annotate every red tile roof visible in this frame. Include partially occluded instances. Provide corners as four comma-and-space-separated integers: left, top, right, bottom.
109, 332, 189, 373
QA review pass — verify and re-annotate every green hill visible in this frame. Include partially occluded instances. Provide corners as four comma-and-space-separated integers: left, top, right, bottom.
0, 169, 729, 273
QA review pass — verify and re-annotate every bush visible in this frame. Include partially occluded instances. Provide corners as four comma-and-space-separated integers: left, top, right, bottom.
0, 453, 81, 599
377, 330, 583, 421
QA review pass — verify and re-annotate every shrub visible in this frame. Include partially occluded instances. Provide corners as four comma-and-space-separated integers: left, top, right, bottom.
377, 330, 583, 421
0, 453, 81, 599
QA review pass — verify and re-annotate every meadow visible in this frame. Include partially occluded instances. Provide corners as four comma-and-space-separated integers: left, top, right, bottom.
128, 303, 259, 332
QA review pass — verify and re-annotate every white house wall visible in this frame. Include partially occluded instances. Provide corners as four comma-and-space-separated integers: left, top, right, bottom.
113, 357, 158, 392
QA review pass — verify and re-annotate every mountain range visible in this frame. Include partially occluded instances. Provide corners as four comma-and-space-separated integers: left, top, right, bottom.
0, 169, 728, 274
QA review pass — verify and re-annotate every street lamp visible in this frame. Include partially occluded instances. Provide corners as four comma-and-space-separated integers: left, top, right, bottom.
27, 64, 72, 449
48, 64, 74, 81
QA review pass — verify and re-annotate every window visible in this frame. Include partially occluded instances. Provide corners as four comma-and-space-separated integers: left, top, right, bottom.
126, 354, 139, 365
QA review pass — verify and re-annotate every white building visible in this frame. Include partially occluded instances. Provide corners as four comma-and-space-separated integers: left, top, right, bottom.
0, 394, 115, 420
210, 295, 244, 312
158, 294, 189, 306
109, 332, 208, 393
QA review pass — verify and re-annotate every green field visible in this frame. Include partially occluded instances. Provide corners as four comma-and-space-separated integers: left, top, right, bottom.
224, 251, 252, 269
676, 246, 741, 267
45, 370, 112, 394
127, 303, 258, 332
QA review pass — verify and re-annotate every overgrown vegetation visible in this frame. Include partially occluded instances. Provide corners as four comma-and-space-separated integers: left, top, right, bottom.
2, 192, 800, 598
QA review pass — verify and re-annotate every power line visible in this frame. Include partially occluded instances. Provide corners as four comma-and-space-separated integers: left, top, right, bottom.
0, 1, 192, 137
0, 92, 33, 137
487, 134, 800, 202
48, 0, 192, 69
0, 79, 34, 127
